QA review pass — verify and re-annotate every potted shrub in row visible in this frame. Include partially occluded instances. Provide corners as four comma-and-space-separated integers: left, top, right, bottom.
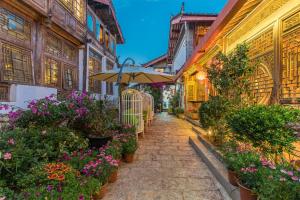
121, 134, 138, 163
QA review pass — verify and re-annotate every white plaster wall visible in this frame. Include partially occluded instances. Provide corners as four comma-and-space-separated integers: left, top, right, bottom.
173, 36, 187, 72
0, 84, 57, 114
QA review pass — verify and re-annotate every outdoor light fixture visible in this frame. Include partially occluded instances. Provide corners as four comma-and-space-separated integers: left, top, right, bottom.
196, 71, 206, 81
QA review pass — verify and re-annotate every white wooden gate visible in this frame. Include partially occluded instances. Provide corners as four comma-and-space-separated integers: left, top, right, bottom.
121, 89, 144, 137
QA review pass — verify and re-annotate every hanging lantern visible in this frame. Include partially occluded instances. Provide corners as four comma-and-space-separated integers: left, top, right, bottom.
196, 71, 206, 81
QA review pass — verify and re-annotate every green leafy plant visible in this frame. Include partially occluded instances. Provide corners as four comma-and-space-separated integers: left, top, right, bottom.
174, 107, 184, 117
227, 105, 300, 161
208, 43, 255, 107
0, 127, 88, 189
121, 134, 138, 155
199, 96, 230, 144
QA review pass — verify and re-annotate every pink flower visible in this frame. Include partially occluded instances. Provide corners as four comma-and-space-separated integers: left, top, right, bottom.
287, 171, 294, 176
3, 152, 12, 160
7, 138, 15, 145
291, 176, 299, 181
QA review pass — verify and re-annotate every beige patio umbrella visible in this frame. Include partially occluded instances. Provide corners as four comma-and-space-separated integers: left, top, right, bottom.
90, 66, 174, 84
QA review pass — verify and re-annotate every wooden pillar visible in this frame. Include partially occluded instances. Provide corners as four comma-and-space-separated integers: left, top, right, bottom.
271, 19, 281, 104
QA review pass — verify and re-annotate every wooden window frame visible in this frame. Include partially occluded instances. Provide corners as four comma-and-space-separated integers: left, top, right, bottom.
0, 8, 31, 41
1, 43, 33, 84
59, 0, 84, 22
88, 50, 102, 94
0, 84, 9, 102
63, 65, 77, 90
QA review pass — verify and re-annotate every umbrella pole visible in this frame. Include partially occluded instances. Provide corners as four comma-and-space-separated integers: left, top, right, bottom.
117, 57, 135, 125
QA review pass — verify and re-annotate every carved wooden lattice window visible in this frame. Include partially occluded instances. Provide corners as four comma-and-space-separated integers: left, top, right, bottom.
63, 43, 76, 62
46, 34, 62, 57
282, 27, 300, 100
2, 43, 32, 84
59, 0, 84, 22
45, 57, 60, 87
63, 65, 76, 90
89, 50, 102, 93
0, 85, 9, 101
0, 8, 30, 41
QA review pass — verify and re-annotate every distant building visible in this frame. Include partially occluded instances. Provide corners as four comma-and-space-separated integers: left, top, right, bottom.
86, 0, 124, 101
143, 54, 173, 110
0, 0, 123, 111
143, 3, 217, 113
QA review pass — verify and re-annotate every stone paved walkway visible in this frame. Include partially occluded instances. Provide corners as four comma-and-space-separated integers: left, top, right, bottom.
104, 113, 231, 200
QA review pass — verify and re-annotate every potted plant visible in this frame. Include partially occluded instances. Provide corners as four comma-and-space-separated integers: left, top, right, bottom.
121, 133, 138, 163
84, 101, 119, 148
237, 165, 260, 200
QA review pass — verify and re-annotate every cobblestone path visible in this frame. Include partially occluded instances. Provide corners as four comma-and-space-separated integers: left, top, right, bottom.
103, 113, 230, 200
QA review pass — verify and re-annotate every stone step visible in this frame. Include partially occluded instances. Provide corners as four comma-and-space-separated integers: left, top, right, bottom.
189, 127, 240, 200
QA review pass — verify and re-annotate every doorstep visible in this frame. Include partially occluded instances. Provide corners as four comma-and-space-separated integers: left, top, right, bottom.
189, 126, 240, 200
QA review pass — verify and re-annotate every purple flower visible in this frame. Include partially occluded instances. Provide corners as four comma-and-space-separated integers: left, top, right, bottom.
47, 185, 53, 192
78, 195, 84, 200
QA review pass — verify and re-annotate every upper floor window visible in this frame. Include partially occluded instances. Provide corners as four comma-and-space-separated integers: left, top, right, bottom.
60, 0, 84, 22
95, 19, 100, 41
46, 33, 77, 62
89, 50, 102, 93
100, 25, 104, 43
46, 34, 62, 57
87, 14, 94, 32
0, 8, 30, 41
2, 43, 33, 84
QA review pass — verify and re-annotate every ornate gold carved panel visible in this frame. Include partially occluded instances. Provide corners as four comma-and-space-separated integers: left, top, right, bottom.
248, 29, 273, 59
227, 0, 289, 45
281, 26, 300, 100
249, 52, 274, 104
283, 11, 300, 32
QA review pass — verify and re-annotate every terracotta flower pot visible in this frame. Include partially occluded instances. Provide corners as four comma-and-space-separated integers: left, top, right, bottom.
108, 170, 118, 183
238, 182, 257, 200
228, 170, 238, 186
93, 183, 108, 199
124, 153, 134, 163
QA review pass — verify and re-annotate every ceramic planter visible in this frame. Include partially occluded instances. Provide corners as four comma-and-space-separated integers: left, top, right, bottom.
123, 153, 134, 163
227, 170, 238, 186
93, 183, 108, 199
238, 182, 257, 200
108, 170, 118, 183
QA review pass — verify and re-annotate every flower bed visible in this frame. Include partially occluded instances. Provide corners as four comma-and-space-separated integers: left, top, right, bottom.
0, 91, 139, 200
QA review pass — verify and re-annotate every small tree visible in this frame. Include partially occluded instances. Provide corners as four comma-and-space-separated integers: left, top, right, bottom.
199, 44, 256, 143
208, 43, 255, 108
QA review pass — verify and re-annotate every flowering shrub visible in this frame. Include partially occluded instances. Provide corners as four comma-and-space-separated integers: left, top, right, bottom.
62, 146, 120, 185
21, 163, 101, 200
227, 105, 300, 161
119, 132, 138, 155
0, 127, 88, 189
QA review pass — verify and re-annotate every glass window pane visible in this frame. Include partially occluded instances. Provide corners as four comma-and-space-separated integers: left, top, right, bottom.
87, 14, 94, 32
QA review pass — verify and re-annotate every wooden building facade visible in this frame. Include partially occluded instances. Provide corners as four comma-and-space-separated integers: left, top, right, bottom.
0, 0, 123, 109
177, 0, 300, 112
